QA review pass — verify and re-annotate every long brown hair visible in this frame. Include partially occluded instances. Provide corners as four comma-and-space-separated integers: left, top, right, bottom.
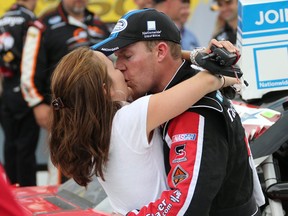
49, 47, 120, 186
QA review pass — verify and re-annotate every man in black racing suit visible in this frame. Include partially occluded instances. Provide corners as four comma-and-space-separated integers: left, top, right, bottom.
0, 0, 40, 186
160, 60, 264, 215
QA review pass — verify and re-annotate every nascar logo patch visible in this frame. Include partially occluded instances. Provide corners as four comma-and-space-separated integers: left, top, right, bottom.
172, 133, 196, 143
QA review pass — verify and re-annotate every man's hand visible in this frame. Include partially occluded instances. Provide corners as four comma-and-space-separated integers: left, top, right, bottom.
206, 38, 239, 55
181, 39, 239, 63
33, 103, 51, 131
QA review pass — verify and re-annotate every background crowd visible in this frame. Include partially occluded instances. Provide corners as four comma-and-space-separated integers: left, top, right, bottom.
0, 0, 238, 186
2, 0, 284, 215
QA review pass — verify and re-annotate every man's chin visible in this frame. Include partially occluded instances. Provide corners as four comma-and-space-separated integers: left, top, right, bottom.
224, 14, 237, 22
130, 92, 142, 102
72, 7, 85, 14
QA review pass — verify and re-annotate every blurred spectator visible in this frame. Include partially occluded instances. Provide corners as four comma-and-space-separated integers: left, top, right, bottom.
153, 0, 199, 50
153, 0, 184, 21
211, 0, 238, 44
134, 0, 154, 9
0, 0, 39, 186
21, 0, 110, 184
175, 0, 200, 50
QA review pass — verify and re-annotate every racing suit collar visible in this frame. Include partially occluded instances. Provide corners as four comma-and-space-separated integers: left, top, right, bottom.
163, 60, 197, 91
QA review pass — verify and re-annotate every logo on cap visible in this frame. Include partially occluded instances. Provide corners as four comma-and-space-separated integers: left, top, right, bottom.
111, 19, 128, 34
142, 20, 162, 39
147, 21, 156, 31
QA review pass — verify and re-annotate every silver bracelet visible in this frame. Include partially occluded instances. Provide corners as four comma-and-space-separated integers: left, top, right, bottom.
190, 47, 206, 66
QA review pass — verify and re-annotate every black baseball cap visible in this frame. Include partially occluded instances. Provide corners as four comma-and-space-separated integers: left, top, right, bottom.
90, 8, 181, 56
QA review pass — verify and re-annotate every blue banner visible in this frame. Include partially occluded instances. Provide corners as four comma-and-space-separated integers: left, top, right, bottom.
239, 1, 288, 33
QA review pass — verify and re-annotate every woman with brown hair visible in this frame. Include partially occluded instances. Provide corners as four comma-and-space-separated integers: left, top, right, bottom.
49, 46, 238, 214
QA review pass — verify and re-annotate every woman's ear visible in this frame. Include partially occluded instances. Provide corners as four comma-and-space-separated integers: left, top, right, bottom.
103, 83, 107, 95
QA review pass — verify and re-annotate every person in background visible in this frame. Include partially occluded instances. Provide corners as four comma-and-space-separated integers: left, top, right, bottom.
0, 0, 39, 186
134, 0, 154, 9
92, 8, 265, 216
20, 0, 110, 184
152, 0, 199, 50
175, 0, 200, 50
49, 46, 237, 215
211, 0, 238, 44
152, 0, 184, 21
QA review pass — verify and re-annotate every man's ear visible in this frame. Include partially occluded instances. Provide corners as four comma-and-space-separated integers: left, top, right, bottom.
155, 42, 169, 62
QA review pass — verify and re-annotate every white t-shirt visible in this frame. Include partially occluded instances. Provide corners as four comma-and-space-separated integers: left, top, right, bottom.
98, 95, 169, 214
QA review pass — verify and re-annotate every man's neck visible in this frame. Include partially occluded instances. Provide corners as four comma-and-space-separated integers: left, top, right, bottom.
157, 59, 185, 92
73, 13, 85, 21
17, 1, 34, 11
228, 18, 238, 31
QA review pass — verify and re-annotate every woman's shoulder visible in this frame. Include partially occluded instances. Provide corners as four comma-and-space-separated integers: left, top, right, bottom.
120, 95, 151, 111
114, 95, 151, 123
